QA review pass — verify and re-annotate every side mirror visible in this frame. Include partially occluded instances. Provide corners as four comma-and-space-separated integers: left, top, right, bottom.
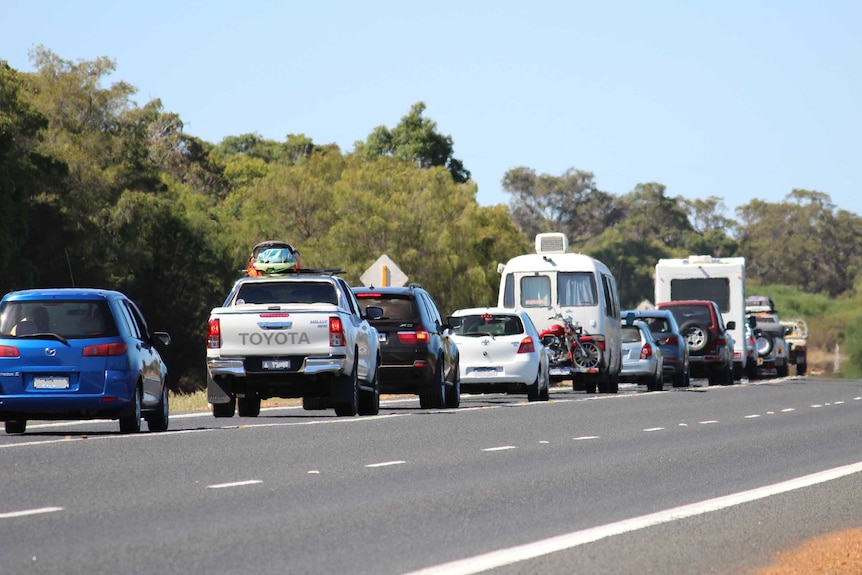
447, 316, 463, 329
726, 320, 736, 330
153, 331, 171, 346
364, 306, 384, 320
624, 312, 635, 326
748, 316, 757, 328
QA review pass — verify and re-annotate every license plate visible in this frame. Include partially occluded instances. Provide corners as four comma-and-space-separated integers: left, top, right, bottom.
33, 376, 70, 389
549, 367, 571, 376
262, 359, 291, 370
474, 367, 497, 375
378, 333, 387, 343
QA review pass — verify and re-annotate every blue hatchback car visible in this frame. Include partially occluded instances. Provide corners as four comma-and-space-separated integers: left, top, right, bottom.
0, 288, 171, 434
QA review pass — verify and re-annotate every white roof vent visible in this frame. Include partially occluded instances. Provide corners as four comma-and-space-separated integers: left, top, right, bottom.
535, 233, 568, 255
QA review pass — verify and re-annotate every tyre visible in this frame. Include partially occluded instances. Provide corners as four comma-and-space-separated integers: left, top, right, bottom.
672, 367, 689, 388
797, 362, 807, 376
119, 386, 142, 433
238, 395, 261, 417
527, 374, 540, 402
680, 321, 710, 352
5, 420, 26, 434
334, 359, 359, 417
598, 373, 619, 394
146, 386, 170, 432
572, 341, 601, 370
444, 366, 461, 408
721, 363, 734, 385
358, 358, 381, 416
419, 360, 446, 409
647, 370, 663, 391
212, 396, 236, 418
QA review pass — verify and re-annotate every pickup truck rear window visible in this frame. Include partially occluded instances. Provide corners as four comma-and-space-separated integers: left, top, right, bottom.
235, 283, 338, 305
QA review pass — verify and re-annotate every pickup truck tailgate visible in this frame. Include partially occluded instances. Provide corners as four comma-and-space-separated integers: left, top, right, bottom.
212, 305, 338, 357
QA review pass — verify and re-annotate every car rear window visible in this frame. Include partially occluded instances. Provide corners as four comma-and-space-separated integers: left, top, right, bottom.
236, 282, 338, 305
621, 325, 643, 343
453, 314, 524, 336
353, 294, 418, 322
0, 300, 118, 339
663, 305, 712, 327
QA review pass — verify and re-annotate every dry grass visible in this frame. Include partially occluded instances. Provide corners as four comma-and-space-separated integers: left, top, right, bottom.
754, 528, 862, 574
168, 390, 299, 413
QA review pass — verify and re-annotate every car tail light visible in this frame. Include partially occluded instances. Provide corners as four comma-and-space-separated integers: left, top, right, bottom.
0, 345, 20, 358
207, 319, 221, 349
82, 342, 127, 357
640, 344, 652, 360
397, 327, 430, 345
665, 335, 679, 346
517, 336, 535, 354
330, 317, 345, 347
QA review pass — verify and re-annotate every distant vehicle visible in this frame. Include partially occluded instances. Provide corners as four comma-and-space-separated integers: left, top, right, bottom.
448, 307, 550, 402
655, 255, 754, 380
621, 309, 690, 388
657, 300, 735, 385
497, 232, 622, 394
781, 318, 809, 376
207, 272, 382, 418
745, 295, 789, 378
352, 284, 460, 409
0, 288, 171, 434
619, 318, 664, 391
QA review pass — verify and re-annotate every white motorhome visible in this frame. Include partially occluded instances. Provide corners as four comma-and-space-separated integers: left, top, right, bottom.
655, 255, 753, 380
497, 233, 622, 393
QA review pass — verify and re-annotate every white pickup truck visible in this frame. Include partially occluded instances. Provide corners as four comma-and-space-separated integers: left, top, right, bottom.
206, 273, 383, 417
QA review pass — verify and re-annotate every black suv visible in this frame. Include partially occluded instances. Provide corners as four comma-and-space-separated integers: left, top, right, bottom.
352, 284, 460, 408
657, 300, 735, 385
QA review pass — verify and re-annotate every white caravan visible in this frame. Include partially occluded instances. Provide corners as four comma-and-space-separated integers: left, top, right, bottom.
655, 255, 752, 379
497, 233, 622, 393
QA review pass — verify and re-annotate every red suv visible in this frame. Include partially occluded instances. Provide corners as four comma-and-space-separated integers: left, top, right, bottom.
657, 300, 735, 385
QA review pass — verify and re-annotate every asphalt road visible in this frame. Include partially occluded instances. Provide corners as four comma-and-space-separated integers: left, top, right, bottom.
2, 376, 861, 575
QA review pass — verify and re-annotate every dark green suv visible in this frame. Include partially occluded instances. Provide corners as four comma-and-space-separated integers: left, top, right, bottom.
352, 284, 460, 409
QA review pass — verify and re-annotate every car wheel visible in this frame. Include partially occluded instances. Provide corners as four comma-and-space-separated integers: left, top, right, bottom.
358, 357, 381, 416
672, 367, 688, 388
721, 364, 734, 385
598, 373, 619, 394
334, 358, 359, 417
797, 362, 807, 376
444, 365, 461, 409
647, 370, 663, 391
238, 395, 261, 417
527, 374, 541, 402
419, 360, 446, 409
776, 363, 789, 378
146, 386, 170, 432
5, 420, 26, 434
119, 385, 142, 434
212, 396, 236, 418
572, 341, 601, 370
680, 321, 710, 352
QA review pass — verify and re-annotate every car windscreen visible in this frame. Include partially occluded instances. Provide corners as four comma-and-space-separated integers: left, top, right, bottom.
235, 282, 338, 305
0, 300, 118, 339
664, 305, 712, 327
621, 325, 643, 343
353, 294, 417, 322
453, 314, 524, 336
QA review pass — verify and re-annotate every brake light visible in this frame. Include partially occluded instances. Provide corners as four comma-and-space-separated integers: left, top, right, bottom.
517, 336, 535, 354
329, 316, 345, 347
0, 345, 20, 358
665, 335, 678, 346
356, 292, 382, 298
640, 344, 652, 360
207, 319, 221, 349
397, 327, 430, 345
82, 342, 127, 357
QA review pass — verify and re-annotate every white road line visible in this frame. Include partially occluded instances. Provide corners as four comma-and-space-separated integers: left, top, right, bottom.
781, 408, 795, 412
699, 420, 718, 424
644, 427, 664, 432
403, 461, 862, 575
573, 436, 599, 441
744, 414, 760, 419
0, 507, 63, 519
365, 460, 406, 468
206, 480, 263, 489
483, 446, 517, 452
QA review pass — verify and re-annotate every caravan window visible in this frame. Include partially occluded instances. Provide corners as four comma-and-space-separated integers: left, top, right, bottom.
671, 278, 730, 311
558, 272, 597, 307
520, 275, 551, 307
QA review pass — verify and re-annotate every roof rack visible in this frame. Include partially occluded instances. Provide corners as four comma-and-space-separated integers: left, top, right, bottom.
243, 267, 345, 277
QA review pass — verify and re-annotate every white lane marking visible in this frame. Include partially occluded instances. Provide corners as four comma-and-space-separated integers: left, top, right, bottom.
573, 436, 599, 441
0, 507, 63, 519
483, 446, 517, 452
403, 460, 862, 575
782, 408, 795, 412
365, 460, 406, 468
812, 404, 823, 408
700, 420, 718, 424
206, 480, 263, 489
744, 414, 760, 419
644, 427, 664, 432
835, 401, 845, 405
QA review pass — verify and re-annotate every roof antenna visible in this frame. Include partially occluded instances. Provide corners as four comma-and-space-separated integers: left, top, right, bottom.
65, 248, 76, 287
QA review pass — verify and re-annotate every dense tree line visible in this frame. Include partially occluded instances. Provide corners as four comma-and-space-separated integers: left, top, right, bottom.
2, 48, 860, 390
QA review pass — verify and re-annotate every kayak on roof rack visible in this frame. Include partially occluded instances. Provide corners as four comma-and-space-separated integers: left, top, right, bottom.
245, 240, 301, 276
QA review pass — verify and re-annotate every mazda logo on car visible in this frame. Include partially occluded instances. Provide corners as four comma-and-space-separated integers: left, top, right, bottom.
45, 348, 57, 357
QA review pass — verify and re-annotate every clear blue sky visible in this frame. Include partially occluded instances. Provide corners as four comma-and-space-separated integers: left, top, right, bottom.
3, 0, 860, 216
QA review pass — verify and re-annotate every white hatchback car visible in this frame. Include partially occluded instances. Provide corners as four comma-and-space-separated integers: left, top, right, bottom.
620, 319, 664, 391
448, 307, 550, 401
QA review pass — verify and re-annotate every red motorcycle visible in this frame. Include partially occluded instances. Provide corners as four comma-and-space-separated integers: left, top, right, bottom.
539, 314, 602, 382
